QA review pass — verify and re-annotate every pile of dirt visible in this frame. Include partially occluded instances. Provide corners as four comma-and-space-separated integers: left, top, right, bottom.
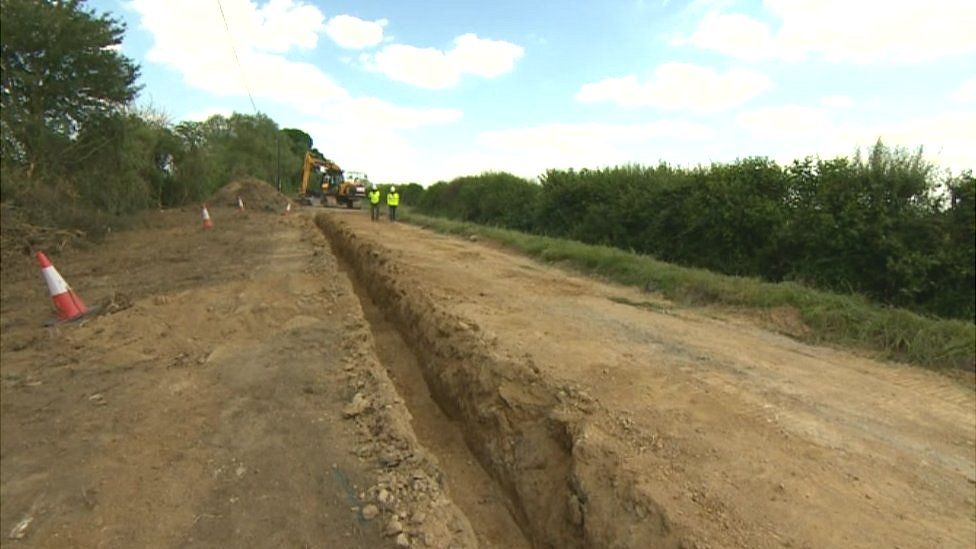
209, 178, 292, 212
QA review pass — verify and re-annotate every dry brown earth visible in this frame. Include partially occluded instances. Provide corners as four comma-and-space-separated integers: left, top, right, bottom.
2, 197, 974, 549
1, 206, 477, 548
320, 209, 976, 549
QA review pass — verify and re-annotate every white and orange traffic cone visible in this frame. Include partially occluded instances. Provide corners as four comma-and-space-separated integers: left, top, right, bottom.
283, 202, 292, 216
237, 196, 245, 212
202, 203, 214, 229
37, 251, 88, 322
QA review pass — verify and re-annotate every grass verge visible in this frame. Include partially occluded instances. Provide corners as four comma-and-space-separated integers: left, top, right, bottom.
402, 211, 975, 371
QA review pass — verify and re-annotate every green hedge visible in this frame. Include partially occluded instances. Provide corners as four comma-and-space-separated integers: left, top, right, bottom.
404, 212, 975, 371
414, 145, 975, 322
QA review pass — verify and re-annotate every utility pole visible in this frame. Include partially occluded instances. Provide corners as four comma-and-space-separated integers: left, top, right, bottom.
275, 133, 281, 192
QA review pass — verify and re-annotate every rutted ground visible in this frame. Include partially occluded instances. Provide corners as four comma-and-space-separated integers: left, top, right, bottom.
1, 207, 476, 548
319, 209, 976, 549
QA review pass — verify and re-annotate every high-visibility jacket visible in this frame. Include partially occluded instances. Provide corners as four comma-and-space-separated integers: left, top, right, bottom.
368, 189, 381, 205
387, 191, 400, 207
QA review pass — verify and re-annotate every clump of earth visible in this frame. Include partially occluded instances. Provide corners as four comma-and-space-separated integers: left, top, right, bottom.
209, 178, 293, 212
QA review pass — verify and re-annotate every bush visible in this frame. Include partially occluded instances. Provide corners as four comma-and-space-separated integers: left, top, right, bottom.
417, 172, 539, 231
414, 144, 975, 322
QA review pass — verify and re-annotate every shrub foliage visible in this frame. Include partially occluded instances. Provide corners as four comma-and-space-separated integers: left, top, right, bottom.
415, 148, 975, 322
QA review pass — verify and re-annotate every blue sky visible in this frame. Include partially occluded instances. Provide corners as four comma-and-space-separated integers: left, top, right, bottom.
92, 0, 976, 183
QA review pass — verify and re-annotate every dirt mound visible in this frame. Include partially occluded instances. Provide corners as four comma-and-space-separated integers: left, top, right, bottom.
209, 178, 292, 212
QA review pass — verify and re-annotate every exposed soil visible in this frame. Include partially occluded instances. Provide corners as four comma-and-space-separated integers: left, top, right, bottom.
2, 193, 974, 549
1, 201, 475, 548
319, 209, 976, 549
208, 178, 294, 212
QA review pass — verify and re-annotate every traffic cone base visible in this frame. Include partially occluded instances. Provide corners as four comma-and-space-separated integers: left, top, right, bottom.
37, 251, 89, 322
202, 204, 214, 229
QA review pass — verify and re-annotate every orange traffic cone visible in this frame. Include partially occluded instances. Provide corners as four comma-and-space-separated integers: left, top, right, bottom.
202, 203, 214, 229
237, 196, 245, 212
37, 251, 88, 322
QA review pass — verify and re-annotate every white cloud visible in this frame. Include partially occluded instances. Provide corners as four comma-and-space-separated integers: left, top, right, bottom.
325, 15, 387, 49
950, 77, 976, 104
130, 1, 459, 123
367, 33, 524, 89
129, 0, 463, 185
676, 0, 976, 63
734, 104, 976, 173
183, 107, 233, 122
671, 11, 779, 62
305, 118, 715, 184
820, 95, 854, 109
873, 111, 976, 172
370, 45, 457, 89
449, 34, 524, 78
301, 120, 419, 179
737, 105, 834, 139
320, 98, 461, 130
577, 63, 772, 112
131, 0, 347, 106
472, 120, 715, 177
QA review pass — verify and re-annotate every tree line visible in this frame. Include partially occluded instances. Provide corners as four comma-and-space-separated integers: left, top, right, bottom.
4, 1, 972, 322
416, 148, 975, 322
0, 0, 322, 233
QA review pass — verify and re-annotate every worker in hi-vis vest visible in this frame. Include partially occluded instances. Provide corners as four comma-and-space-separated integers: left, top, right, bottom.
386, 186, 400, 222
368, 186, 381, 221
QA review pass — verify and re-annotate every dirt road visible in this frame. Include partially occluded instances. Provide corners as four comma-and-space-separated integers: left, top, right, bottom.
1, 208, 477, 548
321, 209, 976, 548
2, 198, 974, 548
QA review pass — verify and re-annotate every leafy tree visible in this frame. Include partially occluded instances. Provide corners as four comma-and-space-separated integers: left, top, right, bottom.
279, 127, 314, 192
418, 172, 538, 230
928, 172, 976, 319
281, 128, 312, 151
0, 0, 140, 175
397, 183, 424, 206
196, 113, 282, 190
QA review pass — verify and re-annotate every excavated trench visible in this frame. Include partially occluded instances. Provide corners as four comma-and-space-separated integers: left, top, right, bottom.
336, 253, 531, 548
317, 213, 691, 549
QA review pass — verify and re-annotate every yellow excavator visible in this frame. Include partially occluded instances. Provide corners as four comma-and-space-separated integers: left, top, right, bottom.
298, 151, 365, 208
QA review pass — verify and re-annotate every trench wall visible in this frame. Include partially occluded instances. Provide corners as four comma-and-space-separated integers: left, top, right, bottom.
317, 214, 693, 549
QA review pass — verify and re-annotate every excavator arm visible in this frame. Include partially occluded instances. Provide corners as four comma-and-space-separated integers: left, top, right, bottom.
299, 151, 315, 197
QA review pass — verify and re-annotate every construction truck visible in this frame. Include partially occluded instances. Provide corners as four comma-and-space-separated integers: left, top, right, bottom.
298, 151, 366, 209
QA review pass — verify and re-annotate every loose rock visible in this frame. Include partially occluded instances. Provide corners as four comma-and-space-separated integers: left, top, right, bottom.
385, 516, 404, 536
362, 504, 379, 520
342, 392, 370, 418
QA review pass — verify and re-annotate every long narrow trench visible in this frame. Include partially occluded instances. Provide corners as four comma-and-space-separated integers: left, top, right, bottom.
336, 259, 532, 549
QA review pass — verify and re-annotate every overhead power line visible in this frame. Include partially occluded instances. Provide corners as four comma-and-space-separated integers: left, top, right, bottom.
215, 0, 258, 114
